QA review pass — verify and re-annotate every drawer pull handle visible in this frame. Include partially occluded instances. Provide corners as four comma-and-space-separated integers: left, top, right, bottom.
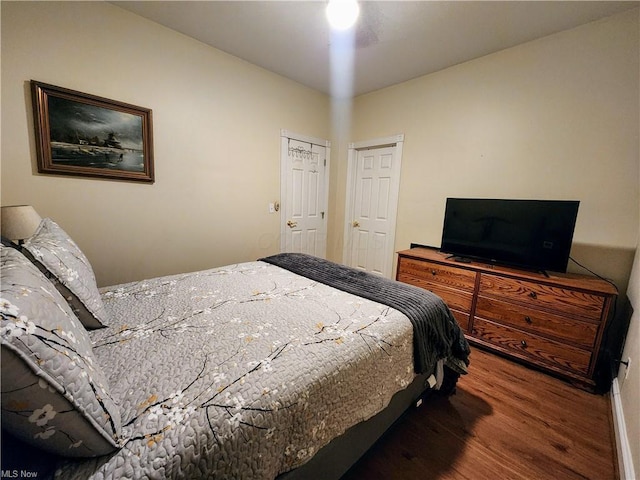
524, 316, 532, 324
529, 291, 537, 299
431, 270, 437, 276
521, 340, 528, 348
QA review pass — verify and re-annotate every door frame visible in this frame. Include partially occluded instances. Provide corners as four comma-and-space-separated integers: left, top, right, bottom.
280, 129, 331, 255
342, 134, 404, 277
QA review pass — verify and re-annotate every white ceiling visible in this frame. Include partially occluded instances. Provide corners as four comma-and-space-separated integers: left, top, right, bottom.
113, 1, 638, 97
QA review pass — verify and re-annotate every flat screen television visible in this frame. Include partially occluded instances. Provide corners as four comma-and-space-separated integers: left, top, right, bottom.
440, 198, 580, 273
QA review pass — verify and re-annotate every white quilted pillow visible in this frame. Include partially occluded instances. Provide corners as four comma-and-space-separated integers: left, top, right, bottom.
1, 245, 122, 457
22, 218, 109, 329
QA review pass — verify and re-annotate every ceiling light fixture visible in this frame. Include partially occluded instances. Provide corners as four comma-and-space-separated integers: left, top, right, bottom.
326, 0, 360, 30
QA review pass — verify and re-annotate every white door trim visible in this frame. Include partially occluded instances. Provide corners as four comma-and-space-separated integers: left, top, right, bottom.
343, 134, 404, 277
280, 129, 331, 255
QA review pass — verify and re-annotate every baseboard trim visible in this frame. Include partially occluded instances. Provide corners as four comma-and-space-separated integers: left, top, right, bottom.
611, 378, 636, 480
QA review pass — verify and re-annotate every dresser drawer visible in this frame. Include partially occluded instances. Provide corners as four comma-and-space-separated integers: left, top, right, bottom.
451, 309, 470, 333
396, 273, 473, 313
397, 257, 476, 291
479, 274, 605, 321
475, 296, 599, 348
471, 318, 592, 375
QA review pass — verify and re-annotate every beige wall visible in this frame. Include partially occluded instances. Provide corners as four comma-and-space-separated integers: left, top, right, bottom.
619, 242, 639, 478
330, 8, 639, 294
1, 1, 330, 286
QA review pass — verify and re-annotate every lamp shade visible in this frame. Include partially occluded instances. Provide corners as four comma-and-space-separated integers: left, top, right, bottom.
1, 205, 42, 242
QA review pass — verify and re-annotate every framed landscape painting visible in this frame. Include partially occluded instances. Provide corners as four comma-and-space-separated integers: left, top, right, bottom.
31, 81, 154, 183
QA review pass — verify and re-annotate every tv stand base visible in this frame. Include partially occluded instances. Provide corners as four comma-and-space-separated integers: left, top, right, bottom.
452, 256, 472, 264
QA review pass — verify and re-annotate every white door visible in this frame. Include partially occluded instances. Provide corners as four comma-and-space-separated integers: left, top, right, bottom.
281, 131, 330, 257
344, 135, 403, 277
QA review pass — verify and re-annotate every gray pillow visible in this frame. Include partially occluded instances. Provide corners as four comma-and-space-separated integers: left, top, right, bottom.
22, 218, 108, 329
1, 245, 122, 457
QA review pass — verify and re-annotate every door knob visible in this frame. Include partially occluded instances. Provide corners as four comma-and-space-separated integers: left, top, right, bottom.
287, 220, 297, 228
352, 221, 360, 228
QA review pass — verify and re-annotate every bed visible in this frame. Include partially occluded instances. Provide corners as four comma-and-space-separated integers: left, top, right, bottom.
1, 218, 470, 479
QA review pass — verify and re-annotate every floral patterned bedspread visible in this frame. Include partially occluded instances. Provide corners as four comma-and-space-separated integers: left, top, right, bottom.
54, 261, 422, 479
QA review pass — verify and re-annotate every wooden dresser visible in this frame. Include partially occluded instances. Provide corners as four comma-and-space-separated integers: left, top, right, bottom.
396, 247, 618, 391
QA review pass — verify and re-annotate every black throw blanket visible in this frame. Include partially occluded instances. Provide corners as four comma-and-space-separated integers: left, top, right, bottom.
260, 253, 470, 375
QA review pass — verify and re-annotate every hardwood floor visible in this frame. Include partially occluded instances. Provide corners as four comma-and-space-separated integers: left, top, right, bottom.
341, 346, 618, 480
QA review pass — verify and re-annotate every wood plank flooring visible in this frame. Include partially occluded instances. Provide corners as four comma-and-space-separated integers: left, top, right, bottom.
341, 346, 618, 480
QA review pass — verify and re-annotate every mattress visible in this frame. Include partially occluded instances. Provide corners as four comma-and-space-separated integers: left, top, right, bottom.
53, 260, 417, 478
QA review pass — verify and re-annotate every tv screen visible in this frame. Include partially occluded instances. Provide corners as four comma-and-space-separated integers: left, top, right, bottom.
440, 198, 579, 273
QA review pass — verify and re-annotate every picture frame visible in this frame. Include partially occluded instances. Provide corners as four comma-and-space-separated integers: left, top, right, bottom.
31, 81, 154, 183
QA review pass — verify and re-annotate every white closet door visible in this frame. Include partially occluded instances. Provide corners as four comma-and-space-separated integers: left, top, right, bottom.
281, 134, 328, 257
344, 134, 404, 278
